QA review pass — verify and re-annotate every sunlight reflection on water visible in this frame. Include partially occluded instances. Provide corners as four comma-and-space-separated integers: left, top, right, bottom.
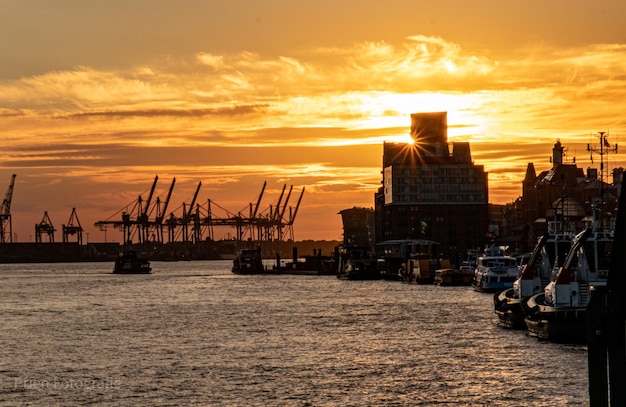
1, 261, 588, 406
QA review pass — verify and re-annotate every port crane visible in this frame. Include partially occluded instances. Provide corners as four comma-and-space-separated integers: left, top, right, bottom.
154, 178, 176, 243
94, 176, 305, 245
94, 175, 164, 244
62, 208, 84, 244
35, 211, 56, 243
0, 174, 16, 243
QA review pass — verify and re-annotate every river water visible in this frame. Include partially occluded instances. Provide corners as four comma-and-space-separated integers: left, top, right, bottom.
0, 261, 589, 406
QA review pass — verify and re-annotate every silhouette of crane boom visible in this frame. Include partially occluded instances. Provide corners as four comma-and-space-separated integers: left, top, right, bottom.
0, 174, 16, 243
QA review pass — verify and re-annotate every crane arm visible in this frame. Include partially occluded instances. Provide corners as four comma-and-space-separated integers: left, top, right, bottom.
251, 181, 267, 218
279, 185, 293, 220
272, 184, 287, 220
141, 175, 159, 219
288, 187, 305, 225
185, 181, 202, 219
0, 174, 16, 215
159, 178, 176, 223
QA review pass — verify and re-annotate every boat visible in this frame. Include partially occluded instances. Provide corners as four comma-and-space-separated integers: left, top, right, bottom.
494, 222, 574, 329
471, 246, 520, 292
399, 251, 452, 284
231, 247, 266, 274
375, 239, 439, 281
337, 246, 378, 280
433, 267, 473, 286
524, 219, 613, 342
113, 249, 152, 274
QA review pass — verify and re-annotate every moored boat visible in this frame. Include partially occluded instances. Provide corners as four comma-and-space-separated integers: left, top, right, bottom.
494, 222, 574, 329
113, 249, 152, 274
375, 239, 439, 281
232, 247, 266, 274
471, 246, 520, 292
433, 267, 473, 286
524, 217, 613, 342
337, 246, 378, 280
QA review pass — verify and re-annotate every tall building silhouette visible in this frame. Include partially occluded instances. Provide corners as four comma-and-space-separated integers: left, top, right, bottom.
374, 112, 489, 259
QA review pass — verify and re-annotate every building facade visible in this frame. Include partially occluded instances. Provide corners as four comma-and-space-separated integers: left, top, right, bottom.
339, 207, 375, 247
499, 139, 623, 250
374, 112, 489, 260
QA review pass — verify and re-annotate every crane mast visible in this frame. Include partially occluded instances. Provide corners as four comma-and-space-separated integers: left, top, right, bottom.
93, 176, 305, 253
0, 174, 16, 243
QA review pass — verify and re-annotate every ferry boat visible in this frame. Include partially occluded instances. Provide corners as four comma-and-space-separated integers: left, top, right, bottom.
232, 248, 266, 274
524, 217, 613, 342
113, 249, 152, 274
471, 246, 520, 292
494, 222, 574, 329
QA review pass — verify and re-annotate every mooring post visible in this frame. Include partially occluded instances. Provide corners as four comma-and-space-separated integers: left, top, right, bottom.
588, 174, 626, 406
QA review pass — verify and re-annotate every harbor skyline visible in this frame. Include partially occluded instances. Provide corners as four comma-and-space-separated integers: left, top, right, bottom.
2, 1, 626, 242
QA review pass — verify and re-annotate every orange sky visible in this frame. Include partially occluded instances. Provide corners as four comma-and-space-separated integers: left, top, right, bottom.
1, 1, 626, 242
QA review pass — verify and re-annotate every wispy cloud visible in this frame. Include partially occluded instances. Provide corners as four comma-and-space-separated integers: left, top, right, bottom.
1, 35, 625, 240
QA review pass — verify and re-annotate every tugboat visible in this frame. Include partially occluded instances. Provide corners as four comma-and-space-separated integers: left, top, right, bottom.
524, 212, 613, 342
337, 246, 378, 280
471, 246, 520, 292
232, 247, 266, 274
494, 221, 574, 329
113, 249, 152, 274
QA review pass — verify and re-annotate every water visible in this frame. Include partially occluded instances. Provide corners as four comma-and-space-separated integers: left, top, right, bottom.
0, 261, 589, 406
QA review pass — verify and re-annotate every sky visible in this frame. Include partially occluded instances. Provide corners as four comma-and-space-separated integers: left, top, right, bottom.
1, 0, 626, 242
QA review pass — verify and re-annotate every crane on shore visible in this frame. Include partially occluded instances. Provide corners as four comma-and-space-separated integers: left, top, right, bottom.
0, 174, 16, 243
62, 208, 84, 244
35, 211, 56, 243
94, 176, 305, 245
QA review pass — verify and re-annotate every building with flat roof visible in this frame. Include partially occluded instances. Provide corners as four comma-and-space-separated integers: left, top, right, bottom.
339, 207, 375, 247
374, 112, 489, 260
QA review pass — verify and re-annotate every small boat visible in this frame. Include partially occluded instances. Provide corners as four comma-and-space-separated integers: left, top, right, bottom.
400, 253, 452, 284
524, 220, 613, 342
433, 267, 473, 286
375, 239, 440, 281
471, 246, 520, 292
494, 222, 574, 329
232, 248, 266, 274
113, 249, 152, 274
337, 246, 378, 280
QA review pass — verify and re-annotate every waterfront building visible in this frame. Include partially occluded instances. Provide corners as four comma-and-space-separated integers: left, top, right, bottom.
374, 112, 489, 260
339, 207, 375, 247
499, 139, 623, 249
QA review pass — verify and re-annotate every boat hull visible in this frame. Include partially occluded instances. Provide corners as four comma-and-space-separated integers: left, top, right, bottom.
523, 294, 587, 342
472, 278, 515, 293
112, 251, 151, 274
434, 268, 473, 286
493, 288, 526, 329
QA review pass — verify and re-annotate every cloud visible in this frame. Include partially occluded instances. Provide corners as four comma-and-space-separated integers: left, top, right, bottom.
2, 35, 626, 241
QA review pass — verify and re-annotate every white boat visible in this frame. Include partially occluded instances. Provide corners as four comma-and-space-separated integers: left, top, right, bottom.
524, 216, 613, 342
471, 246, 520, 292
494, 222, 574, 329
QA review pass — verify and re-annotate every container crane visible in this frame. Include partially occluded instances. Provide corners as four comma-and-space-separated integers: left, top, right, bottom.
138, 175, 159, 243
35, 211, 56, 243
62, 208, 84, 244
95, 175, 163, 244
180, 181, 201, 243
0, 174, 16, 243
284, 187, 305, 241
154, 178, 176, 243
